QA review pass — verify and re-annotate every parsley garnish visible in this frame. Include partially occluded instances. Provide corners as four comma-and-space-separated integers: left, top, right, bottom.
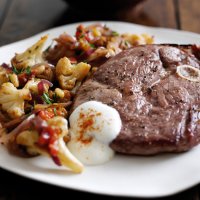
80, 34, 85, 38
125, 40, 129, 47
44, 45, 51, 53
12, 66, 31, 75
52, 93, 57, 103
44, 41, 53, 53
42, 93, 53, 104
89, 43, 95, 48
13, 66, 22, 75
53, 108, 57, 116
25, 66, 31, 75
112, 31, 119, 36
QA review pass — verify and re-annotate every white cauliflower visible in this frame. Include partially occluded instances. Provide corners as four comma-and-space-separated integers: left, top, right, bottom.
24, 78, 50, 94
0, 65, 19, 87
48, 116, 84, 172
16, 116, 84, 173
11, 35, 48, 70
16, 130, 40, 156
56, 57, 91, 90
0, 65, 9, 86
0, 82, 31, 118
122, 33, 154, 45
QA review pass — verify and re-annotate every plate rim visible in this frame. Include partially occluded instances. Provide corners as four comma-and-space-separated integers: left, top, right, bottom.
0, 21, 200, 198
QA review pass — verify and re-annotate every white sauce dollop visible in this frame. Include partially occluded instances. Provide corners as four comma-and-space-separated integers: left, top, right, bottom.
67, 101, 122, 165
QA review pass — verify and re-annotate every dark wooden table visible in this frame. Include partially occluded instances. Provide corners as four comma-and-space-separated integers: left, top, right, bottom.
0, 0, 200, 199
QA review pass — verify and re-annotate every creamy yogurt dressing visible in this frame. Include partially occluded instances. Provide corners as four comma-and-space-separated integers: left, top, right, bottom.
68, 101, 122, 165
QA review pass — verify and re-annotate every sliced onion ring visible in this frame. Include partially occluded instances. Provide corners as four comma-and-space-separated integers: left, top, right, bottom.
176, 65, 200, 82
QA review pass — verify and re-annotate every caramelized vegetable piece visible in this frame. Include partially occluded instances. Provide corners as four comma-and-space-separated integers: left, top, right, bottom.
56, 57, 91, 90
0, 82, 31, 118
0, 65, 9, 86
47, 117, 84, 173
16, 116, 84, 173
11, 35, 48, 70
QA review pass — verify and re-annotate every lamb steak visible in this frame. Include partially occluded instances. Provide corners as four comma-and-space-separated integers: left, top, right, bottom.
72, 44, 200, 155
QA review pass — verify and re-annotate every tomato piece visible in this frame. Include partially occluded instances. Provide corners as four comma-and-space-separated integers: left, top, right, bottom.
38, 110, 54, 120
48, 128, 60, 156
75, 24, 84, 39
37, 125, 61, 158
49, 140, 59, 157
38, 128, 50, 146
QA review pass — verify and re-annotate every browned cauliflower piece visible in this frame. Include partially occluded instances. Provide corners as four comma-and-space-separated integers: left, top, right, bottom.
122, 33, 154, 45
11, 35, 48, 70
0, 82, 31, 118
0, 65, 9, 86
55, 57, 91, 90
16, 116, 84, 173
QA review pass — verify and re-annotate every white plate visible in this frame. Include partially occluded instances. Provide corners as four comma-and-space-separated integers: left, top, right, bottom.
0, 21, 200, 198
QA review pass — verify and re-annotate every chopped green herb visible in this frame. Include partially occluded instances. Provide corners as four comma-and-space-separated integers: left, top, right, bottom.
52, 93, 57, 102
42, 93, 53, 104
44, 45, 51, 53
12, 66, 21, 75
44, 41, 53, 53
112, 31, 119, 36
89, 43, 95, 48
125, 40, 129, 47
12, 66, 31, 75
53, 108, 57, 116
25, 66, 31, 75
80, 34, 85, 38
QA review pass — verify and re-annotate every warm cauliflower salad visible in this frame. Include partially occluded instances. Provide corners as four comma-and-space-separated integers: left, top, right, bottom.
0, 23, 153, 173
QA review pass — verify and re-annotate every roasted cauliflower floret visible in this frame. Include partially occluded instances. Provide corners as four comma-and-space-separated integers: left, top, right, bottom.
56, 57, 91, 90
16, 116, 83, 173
16, 130, 40, 156
0, 65, 9, 86
24, 78, 41, 93
47, 116, 83, 172
0, 65, 19, 87
11, 35, 48, 70
122, 33, 154, 45
31, 63, 55, 82
24, 78, 51, 94
0, 82, 31, 118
